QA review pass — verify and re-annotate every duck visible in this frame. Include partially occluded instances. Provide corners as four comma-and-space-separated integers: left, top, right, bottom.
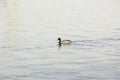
58, 37, 72, 46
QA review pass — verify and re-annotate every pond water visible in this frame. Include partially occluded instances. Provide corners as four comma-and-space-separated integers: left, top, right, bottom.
0, 0, 120, 80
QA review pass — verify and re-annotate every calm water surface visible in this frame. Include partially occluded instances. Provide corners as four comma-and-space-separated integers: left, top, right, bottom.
0, 0, 120, 80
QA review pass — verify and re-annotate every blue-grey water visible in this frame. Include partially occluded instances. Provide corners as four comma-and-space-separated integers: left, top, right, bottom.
0, 0, 120, 80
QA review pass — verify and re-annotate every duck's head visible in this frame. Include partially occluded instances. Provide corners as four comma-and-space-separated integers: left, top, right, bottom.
58, 38, 61, 41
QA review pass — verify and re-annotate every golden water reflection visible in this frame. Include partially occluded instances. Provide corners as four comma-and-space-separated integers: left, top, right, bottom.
5, 0, 21, 45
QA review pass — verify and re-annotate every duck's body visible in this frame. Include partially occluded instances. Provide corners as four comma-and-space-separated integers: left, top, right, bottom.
61, 40, 72, 44
58, 38, 72, 46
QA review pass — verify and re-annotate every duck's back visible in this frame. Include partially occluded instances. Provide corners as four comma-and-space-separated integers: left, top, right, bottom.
61, 40, 72, 44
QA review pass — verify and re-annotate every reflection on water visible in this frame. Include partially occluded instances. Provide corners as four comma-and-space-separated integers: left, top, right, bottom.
0, 0, 120, 80
2, 0, 21, 45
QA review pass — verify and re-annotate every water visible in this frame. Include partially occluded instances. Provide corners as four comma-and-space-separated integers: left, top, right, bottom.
0, 0, 120, 80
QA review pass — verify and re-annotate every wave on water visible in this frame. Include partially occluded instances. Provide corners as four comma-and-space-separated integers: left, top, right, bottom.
70, 37, 120, 51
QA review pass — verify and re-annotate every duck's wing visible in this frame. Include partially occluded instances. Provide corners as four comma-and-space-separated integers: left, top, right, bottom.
63, 40, 72, 42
